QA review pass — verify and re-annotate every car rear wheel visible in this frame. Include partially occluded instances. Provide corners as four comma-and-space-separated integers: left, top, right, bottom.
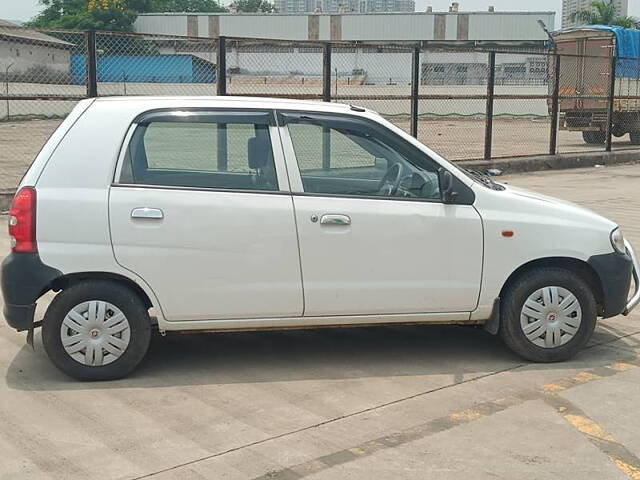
42, 280, 151, 381
630, 132, 640, 144
582, 131, 606, 144
500, 267, 597, 363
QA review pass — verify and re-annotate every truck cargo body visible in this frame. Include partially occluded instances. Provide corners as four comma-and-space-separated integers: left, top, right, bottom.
553, 26, 640, 145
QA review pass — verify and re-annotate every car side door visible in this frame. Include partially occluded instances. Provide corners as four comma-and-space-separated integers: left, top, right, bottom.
278, 111, 483, 317
109, 109, 303, 322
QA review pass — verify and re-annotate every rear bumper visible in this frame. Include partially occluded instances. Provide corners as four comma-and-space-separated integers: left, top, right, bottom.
3, 303, 36, 331
1, 253, 61, 332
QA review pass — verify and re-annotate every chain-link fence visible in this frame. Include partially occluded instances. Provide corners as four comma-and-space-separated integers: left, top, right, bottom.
3, 26, 640, 194
93, 31, 217, 97
334, 43, 413, 138
490, 52, 553, 159
0, 25, 88, 192
226, 38, 324, 99
611, 56, 640, 150
418, 48, 489, 161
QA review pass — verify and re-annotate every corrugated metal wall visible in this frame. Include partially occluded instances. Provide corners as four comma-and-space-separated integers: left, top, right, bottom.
70, 54, 216, 84
134, 12, 555, 42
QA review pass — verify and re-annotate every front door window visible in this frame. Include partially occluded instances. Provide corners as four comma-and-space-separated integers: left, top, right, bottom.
286, 117, 441, 201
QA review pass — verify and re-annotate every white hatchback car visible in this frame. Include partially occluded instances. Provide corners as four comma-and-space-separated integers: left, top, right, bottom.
2, 97, 639, 380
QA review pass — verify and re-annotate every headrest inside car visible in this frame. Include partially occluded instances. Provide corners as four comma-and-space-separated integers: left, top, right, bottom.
248, 136, 269, 170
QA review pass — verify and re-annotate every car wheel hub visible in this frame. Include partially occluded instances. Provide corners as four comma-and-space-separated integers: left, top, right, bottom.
60, 301, 131, 366
520, 286, 582, 349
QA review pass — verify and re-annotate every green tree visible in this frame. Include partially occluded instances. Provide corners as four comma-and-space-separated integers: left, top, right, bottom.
27, 0, 149, 31
570, 0, 639, 28
27, 0, 227, 31
147, 0, 227, 13
233, 0, 275, 13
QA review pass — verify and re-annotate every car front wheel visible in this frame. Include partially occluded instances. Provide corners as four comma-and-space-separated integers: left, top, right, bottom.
42, 280, 151, 381
500, 267, 597, 363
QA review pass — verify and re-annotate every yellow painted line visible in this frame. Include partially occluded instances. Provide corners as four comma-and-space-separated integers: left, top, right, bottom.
348, 447, 366, 456
610, 361, 636, 372
449, 409, 482, 422
611, 458, 640, 480
251, 354, 640, 480
562, 413, 615, 442
573, 371, 601, 384
541, 370, 605, 394
541, 379, 572, 393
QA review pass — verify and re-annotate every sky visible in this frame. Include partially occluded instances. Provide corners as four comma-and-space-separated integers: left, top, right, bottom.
1, 0, 640, 29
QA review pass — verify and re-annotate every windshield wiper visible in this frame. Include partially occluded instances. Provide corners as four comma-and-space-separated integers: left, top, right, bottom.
462, 168, 505, 191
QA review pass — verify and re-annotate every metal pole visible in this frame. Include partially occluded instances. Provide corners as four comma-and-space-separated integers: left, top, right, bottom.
217, 123, 228, 171
323, 42, 332, 102
86, 30, 98, 98
322, 126, 331, 170
217, 36, 227, 96
605, 52, 617, 152
410, 45, 420, 138
484, 52, 496, 161
5, 63, 12, 121
549, 54, 561, 155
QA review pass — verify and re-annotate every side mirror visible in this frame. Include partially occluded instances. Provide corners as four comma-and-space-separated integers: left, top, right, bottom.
439, 169, 457, 204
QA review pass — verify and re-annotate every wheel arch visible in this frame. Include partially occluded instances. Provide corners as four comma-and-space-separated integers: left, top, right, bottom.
499, 257, 605, 314
50, 272, 154, 310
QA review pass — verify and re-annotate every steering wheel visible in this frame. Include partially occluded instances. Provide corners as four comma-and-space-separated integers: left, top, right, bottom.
378, 163, 405, 196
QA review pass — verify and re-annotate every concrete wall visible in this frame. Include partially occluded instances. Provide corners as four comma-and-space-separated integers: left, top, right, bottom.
134, 11, 556, 42
0, 39, 70, 77
182, 46, 548, 85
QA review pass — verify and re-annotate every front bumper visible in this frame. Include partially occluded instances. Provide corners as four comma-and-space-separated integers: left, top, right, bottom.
588, 247, 633, 318
623, 239, 640, 316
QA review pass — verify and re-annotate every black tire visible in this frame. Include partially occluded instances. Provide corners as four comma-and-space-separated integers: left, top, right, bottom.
500, 267, 597, 363
582, 131, 606, 145
42, 280, 151, 381
630, 132, 640, 144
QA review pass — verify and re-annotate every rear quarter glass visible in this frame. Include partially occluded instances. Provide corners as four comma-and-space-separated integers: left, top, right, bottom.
19, 99, 95, 189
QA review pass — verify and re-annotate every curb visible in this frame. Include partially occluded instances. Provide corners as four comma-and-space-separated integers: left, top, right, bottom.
458, 149, 640, 174
1, 149, 639, 212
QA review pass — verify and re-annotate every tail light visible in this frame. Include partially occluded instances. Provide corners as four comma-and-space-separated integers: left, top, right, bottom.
8, 187, 37, 253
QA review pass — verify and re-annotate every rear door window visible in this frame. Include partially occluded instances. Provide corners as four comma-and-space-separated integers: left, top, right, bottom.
120, 110, 279, 191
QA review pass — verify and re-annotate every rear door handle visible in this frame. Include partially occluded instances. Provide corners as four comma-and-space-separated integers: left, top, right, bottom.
131, 207, 164, 219
320, 214, 351, 226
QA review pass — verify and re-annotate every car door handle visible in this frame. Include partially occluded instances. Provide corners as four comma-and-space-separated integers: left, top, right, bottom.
131, 207, 164, 219
320, 214, 351, 226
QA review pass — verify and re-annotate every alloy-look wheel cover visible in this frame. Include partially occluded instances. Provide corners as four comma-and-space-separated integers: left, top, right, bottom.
520, 286, 582, 349
60, 301, 131, 366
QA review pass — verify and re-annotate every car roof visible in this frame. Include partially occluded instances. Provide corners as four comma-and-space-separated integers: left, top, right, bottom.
93, 95, 362, 114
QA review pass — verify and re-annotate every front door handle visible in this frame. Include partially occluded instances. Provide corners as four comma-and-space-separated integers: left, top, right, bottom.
131, 207, 164, 219
320, 214, 351, 226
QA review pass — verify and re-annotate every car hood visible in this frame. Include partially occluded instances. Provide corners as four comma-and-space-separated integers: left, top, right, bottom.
500, 183, 617, 230
503, 184, 583, 208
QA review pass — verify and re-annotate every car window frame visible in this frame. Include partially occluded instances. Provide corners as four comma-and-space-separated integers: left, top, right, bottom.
112, 107, 291, 195
278, 110, 450, 204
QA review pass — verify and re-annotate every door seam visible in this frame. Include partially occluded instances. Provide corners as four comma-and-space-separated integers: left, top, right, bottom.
275, 111, 306, 317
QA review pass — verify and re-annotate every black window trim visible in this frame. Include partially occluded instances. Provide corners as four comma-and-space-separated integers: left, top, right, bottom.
276, 109, 475, 206
133, 107, 277, 126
